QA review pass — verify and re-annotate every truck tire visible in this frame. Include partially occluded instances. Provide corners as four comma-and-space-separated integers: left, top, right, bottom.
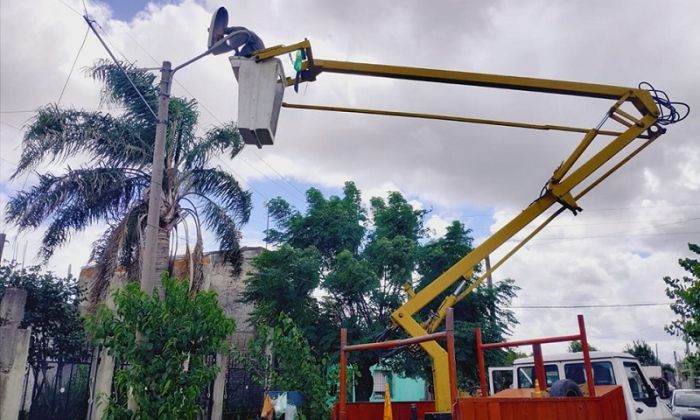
549, 379, 583, 397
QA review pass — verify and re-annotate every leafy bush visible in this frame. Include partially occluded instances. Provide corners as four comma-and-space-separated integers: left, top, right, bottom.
85, 274, 234, 419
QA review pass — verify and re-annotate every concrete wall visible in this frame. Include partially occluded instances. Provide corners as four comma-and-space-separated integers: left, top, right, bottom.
0, 288, 31, 420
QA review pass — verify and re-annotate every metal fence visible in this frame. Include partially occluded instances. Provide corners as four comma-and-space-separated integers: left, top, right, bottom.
19, 358, 92, 420
222, 353, 265, 419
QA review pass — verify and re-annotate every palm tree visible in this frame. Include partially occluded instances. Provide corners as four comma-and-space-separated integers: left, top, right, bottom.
5, 60, 252, 304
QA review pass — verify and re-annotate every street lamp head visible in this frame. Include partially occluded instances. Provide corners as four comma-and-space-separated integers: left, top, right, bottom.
208, 7, 265, 57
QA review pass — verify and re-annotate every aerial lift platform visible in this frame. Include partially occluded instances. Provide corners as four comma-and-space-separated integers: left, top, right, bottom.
212, 8, 688, 417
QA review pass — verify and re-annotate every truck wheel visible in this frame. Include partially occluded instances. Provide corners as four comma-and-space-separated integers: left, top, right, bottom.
549, 379, 583, 397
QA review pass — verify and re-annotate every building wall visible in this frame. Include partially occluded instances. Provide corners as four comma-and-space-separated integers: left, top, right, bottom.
369, 365, 427, 402
78, 247, 264, 348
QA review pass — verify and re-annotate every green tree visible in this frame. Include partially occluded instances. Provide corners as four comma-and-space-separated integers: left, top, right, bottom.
244, 183, 519, 399
567, 341, 598, 352
85, 273, 234, 419
663, 243, 700, 345
404, 221, 519, 390
503, 350, 529, 366
5, 60, 251, 304
0, 263, 90, 407
623, 340, 660, 366
245, 313, 331, 419
243, 245, 322, 341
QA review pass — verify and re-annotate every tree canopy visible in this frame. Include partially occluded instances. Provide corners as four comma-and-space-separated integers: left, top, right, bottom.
567, 341, 598, 353
5, 60, 251, 303
0, 263, 89, 366
663, 243, 700, 345
623, 340, 660, 366
243, 182, 519, 399
0, 263, 90, 407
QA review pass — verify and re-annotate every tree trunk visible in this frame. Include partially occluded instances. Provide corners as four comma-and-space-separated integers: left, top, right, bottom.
151, 225, 171, 294
354, 363, 374, 402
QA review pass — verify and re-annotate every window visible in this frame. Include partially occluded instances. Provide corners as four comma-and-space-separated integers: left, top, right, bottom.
517, 365, 559, 388
372, 370, 388, 394
623, 362, 653, 401
623, 361, 657, 407
564, 361, 616, 385
491, 370, 513, 394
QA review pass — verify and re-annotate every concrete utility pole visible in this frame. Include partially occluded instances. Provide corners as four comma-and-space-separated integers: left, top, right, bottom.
0, 232, 5, 262
141, 61, 173, 295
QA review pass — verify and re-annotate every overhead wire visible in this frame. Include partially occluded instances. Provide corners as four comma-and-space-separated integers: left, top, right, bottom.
512, 303, 668, 309
56, 0, 82, 16
0, 120, 22, 130
213, 155, 270, 201
82, 14, 157, 120
57, 26, 90, 105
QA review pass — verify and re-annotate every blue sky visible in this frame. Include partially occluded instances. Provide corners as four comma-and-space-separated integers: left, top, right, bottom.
106, 0, 154, 21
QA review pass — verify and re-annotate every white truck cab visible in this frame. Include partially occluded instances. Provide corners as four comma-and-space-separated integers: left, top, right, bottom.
489, 352, 673, 420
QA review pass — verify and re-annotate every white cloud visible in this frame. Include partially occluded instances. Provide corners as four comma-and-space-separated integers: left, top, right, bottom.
425, 214, 450, 238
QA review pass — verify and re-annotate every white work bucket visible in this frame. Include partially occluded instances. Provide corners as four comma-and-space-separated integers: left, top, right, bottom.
230, 56, 286, 148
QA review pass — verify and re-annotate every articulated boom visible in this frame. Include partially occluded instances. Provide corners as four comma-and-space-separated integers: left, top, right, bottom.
250, 40, 683, 413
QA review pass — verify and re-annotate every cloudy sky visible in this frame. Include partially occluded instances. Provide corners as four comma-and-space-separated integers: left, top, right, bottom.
1, 0, 698, 365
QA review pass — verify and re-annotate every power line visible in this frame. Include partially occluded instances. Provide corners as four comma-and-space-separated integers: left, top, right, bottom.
213, 156, 269, 201
57, 26, 90, 104
0, 157, 18, 168
56, 0, 82, 16
0, 110, 37, 114
253, 153, 307, 197
83, 15, 157, 120
513, 230, 700, 244
464, 203, 700, 220
512, 303, 668, 309
0, 120, 22, 130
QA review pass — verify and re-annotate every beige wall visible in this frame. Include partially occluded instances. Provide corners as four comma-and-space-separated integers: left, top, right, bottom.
78, 246, 264, 343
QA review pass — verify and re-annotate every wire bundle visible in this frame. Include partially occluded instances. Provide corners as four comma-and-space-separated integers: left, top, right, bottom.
639, 82, 690, 125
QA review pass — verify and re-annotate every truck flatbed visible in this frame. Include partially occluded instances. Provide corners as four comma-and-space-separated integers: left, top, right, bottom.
332, 386, 628, 420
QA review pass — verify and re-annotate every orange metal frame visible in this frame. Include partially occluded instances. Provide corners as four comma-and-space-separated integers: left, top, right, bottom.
475, 314, 594, 397
338, 308, 459, 419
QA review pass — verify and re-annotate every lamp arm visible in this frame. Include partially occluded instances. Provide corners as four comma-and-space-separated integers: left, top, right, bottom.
173, 30, 250, 73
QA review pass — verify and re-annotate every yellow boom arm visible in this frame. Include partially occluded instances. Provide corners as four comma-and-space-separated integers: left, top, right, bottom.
253, 40, 667, 412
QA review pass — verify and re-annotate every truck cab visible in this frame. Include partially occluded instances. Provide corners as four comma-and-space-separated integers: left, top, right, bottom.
489, 352, 673, 420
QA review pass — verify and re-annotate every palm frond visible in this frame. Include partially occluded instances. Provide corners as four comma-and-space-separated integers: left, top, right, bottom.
14, 106, 153, 178
200, 200, 244, 276
87, 59, 157, 123
88, 204, 146, 306
185, 168, 252, 225
166, 98, 199, 167
6, 168, 147, 260
184, 234, 205, 294
183, 122, 242, 169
